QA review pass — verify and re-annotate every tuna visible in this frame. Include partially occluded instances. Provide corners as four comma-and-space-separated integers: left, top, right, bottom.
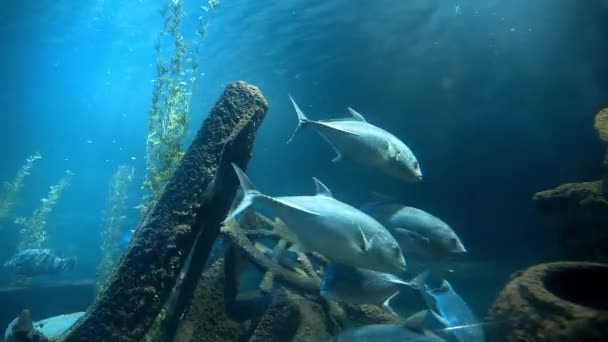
410, 272, 486, 342
288, 96, 422, 182
330, 323, 446, 342
320, 262, 411, 313
362, 201, 466, 260
224, 164, 407, 273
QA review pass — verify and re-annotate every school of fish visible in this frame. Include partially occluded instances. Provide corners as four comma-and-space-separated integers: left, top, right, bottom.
224, 96, 484, 341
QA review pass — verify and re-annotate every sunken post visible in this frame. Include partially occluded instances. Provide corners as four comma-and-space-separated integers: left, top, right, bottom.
63, 81, 268, 342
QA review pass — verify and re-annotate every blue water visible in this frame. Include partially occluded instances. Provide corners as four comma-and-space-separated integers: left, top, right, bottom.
1, 0, 607, 337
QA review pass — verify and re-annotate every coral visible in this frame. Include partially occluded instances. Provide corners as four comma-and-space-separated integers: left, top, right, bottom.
97, 165, 135, 288
14, 170, 73, 251
487, 262, 608, 342
0, 152, 42, 226
140, 0, 219, 214
62, 81, 268, 342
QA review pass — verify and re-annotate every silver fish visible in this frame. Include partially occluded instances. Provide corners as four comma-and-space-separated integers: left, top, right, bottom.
320, 262, 411, 313
225, 164, 407, 274
411, 272, 486, 342
363, 201, 466, 259
330, 324, 446, 342
288, 96, 422, 182
3, 249, 76, 277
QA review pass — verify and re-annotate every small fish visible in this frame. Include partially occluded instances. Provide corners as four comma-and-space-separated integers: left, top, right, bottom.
410, 272, 486, 342
3, 249, 76, 277
288, 96, 422, 182
330, 323, 446, 342
362, 200, 466, 260
320, 262, 411, 313
225, 164, 407, 273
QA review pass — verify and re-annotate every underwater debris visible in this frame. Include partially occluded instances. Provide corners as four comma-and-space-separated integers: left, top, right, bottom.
62, 81, 268, 342
221, 214, 323, 293
172, 258, 249, 342
533, 108, 608, 261
487, 262, 608, 342
0, 152, 42, 227
14, 170, 73, 251
97, 165, 135, 289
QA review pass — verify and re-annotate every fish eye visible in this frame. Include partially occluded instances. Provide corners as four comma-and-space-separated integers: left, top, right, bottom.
413, 161, 419, 169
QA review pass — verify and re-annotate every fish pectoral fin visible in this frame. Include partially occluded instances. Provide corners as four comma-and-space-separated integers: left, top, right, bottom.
358, 226, 371, 252
429, 309, 451, 328
347, 107, 368, 122
312, 177, 333, 197
318, 133, 344, 163
394, 228, 430, 245
382, 291, 400, 315
288, 242, 308, 253
274, 199, 321, 216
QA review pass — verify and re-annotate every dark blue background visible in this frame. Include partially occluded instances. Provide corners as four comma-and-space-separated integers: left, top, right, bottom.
1, 0, 607, 324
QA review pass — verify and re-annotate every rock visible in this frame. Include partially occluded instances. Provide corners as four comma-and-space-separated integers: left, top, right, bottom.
249, 289, 332, 342
533, 181, 608, 225
487, 262, 608, 342
594, 108, 608, 145
62, 81, 268, 342
533, 181, 608, 260
172, 258, 248, 342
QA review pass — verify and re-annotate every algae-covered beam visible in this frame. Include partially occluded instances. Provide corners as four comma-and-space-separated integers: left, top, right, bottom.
63, 81, 268, 342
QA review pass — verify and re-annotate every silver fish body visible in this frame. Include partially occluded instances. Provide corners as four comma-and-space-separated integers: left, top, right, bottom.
320, 262, 411, 309
412, 273, 486, 342
364, 202, 466, 259
225, 164, 407, 274
330, 324, 446, 342
3, 248, 76, 277
289, 96, 422, 182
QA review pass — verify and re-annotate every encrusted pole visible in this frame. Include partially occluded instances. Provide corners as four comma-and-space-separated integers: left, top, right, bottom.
63, 81, 268, 342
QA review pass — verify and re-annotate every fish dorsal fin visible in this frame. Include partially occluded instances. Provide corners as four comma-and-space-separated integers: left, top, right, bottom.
312, 177, 333, 197
382, 273, 413, 287
347, 107, 367, 122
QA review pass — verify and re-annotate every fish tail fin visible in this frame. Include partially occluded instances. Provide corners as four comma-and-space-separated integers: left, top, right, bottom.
224, 163, 264, 223
287, 95, 312, 144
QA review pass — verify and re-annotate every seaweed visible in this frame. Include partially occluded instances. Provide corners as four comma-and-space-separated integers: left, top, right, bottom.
14, 170, 74, 251
140, 0, 219, 215
97, 165, 135, 289
0, 152, 42, 227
